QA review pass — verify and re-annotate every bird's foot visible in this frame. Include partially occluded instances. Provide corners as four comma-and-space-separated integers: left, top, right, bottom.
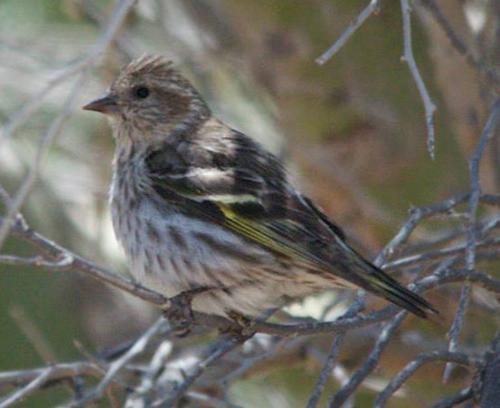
162, 287, 211, 336
222, 310, 256, 340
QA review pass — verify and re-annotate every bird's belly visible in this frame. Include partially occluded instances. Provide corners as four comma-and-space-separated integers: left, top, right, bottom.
111, 197, 312, 315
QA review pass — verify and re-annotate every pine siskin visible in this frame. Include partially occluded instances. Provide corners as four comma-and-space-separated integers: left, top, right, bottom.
83, 55, 436, 320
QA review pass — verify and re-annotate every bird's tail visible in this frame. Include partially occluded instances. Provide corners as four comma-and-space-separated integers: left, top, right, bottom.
336, 240, 437, 318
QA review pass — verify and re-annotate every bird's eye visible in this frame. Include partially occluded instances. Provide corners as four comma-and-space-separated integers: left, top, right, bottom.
134, 86, 150, 99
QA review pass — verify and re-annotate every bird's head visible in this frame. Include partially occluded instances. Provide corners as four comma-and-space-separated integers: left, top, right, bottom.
83, 55, 210, 142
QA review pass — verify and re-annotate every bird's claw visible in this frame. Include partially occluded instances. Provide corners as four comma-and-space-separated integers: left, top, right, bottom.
162, 287, 209, 336
223, 310, 256, 340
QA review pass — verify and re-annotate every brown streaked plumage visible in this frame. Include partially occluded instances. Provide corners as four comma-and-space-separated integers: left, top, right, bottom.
83, 55, 437, 319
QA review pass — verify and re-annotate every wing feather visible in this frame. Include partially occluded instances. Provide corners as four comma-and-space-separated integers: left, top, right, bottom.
145, 126, 437, 318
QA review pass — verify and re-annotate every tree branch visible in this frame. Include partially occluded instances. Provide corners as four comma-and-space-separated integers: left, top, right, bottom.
400, 0, 437, 158
316, 0, 380, 65
375, 351, 480, 407
444, 99, 500, 381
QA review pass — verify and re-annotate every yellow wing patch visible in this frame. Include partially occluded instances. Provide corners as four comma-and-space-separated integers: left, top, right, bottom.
218, 203, 325, 266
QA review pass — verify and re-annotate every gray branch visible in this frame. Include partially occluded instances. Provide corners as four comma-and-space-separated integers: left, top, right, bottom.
400, 0, 436, 158
315, 0, 380, 65
444, 99, 500, 381
375, 351, 480, 407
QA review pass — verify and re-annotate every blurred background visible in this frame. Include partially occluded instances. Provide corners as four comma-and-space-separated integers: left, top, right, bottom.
0, 0, 498, 406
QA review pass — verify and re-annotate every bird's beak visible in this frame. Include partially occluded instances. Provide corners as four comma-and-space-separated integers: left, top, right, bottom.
82, 94, 119, 115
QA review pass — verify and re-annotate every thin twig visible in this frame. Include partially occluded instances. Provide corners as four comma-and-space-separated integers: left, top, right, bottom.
444, 99, 500, 382
375, 192, 469, 266
329, 256, 458, 406
306, 335, 344, 408
153, 334, 248, 407
443, 284, 471, 383
384, 237, 500, 271
65, 318, 168, 408
328, 312, 407, 407
0, 367, 52, 408
0, 254, 74, 269
316, 0, 380, 65
306, 294, 365, 408
124, 340, 173, 407
400, 0, 437, 158
474, 348, 500, 406
466, 99, 500, 270
431, 387, 473, 408
374, 351, 480, 407
0, 362, 101, 386
6, 215, 166, 306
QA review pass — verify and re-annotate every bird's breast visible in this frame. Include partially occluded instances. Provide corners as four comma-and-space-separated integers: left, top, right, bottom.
109, 160, 278, 296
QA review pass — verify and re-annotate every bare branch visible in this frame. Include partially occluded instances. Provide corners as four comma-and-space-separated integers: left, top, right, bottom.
0, 252, 74, 269
431, 387, 473, 408
5, 215, 166, 306
152, 334, 248, 408
376, 192, 469, 267
481, 194, 500, 206
64, 319, 167, 408
466, 99, 500, 271
374, 351, 480, 407
400, 0, 437, 158
306, 335, 344, 408
384, 237, 500, 271
316, 0, 380, 65
444, 99, 500, 381
328, 311, 407, 407
124, 340, 174, 407
0, 367, 53, 408
0, 362, 101, 387
443, 284, 471, 383
306, 292, 366, 408
475, 351, 500, 407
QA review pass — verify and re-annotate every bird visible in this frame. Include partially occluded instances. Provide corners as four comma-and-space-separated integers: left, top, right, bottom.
83, 54, 436, 322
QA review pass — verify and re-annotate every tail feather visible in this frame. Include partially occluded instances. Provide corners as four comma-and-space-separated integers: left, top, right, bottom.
365, 265, 437, 318
335, 240, 437, 318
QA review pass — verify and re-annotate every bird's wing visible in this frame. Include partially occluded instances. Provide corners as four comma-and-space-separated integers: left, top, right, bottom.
146, 129, 436, 318
146, 134, 340, 270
